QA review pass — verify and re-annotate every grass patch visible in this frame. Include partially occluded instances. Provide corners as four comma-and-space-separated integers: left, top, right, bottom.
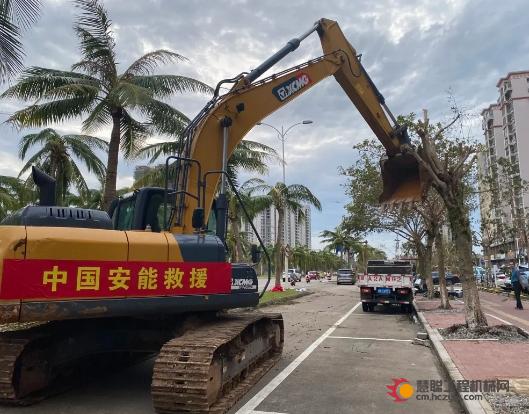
258, 289, 311, 307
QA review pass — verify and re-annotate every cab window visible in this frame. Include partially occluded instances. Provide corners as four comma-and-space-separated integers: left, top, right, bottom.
115, 197, 135, 230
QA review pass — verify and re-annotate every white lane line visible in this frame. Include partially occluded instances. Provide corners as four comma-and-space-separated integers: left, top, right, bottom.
252, 411, 289, 414
485, 313, 513, 325
327, 336, 412, 342
235, 302, 362, 414
444, 338, 499, 341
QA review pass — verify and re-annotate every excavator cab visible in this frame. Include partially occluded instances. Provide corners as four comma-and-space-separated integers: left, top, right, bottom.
110, 187, 168, 232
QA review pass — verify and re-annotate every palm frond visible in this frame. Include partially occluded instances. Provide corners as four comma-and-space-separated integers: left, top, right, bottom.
107, 80, 153, 108
7, 95, 96, 128
1, 0, 40, 29
0, 10, 23, 81
18, 147, 48, 176
18, 128, 58, 158
120, 109, 149, 158
134, 140, 181, 163
74, 0, 116, 70
0, 0, 40, 82
1, 66, 99, 100
131, 74, 212, 97
124, 50, 187, 76
141, 98, 190, 136
81, 99, 111, 132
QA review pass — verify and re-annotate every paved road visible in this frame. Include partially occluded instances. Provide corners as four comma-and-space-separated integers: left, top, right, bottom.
1, 282, 462, 414
231, 282, 462, 414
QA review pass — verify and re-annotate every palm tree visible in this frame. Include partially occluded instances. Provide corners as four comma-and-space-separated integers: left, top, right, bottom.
320, 226, 362, 266
135, 140, 278, 188
2, 0, 211, 209
252, 182, 321, 290
0, 175, 35, 220
0, 0, 40, 82
18, 128, 108, 205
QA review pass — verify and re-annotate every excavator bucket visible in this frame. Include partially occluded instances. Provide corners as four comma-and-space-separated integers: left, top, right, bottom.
379, 153, 427, 204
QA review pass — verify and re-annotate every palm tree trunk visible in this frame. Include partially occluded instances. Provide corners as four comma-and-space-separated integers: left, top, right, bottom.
275, 209, 284, 287
436, 230, 451, 309
102, 111, 122, 210
231, 216, 244, 262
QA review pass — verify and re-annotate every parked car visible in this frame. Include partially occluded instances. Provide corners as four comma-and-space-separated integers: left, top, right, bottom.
495, 273, 510, 290
336, 268, 355, 285
434, 282, 463, 298
414, 272, 460, 292
307, 270, 320, 280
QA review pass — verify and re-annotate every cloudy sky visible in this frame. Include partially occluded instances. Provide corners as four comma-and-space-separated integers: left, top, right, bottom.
1, 0, 528, 253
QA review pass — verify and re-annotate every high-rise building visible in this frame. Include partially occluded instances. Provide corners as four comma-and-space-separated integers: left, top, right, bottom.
243, 206, 312, 249
479, 70, 529, 263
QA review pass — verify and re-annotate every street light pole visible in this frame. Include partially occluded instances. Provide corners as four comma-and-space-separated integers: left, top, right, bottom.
257, 120, 313, 289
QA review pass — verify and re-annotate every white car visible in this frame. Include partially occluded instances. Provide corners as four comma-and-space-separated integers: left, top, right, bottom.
495, 273, 510, 290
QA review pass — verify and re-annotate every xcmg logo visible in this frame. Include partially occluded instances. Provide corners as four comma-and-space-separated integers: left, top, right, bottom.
272, 73, 311, 102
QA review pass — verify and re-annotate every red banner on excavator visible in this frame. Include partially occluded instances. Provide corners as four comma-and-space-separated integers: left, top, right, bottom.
0, 259, 232, 300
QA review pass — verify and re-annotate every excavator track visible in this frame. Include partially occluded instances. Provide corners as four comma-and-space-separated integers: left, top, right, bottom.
0, 336, 29, 403
152, 312, 284, 414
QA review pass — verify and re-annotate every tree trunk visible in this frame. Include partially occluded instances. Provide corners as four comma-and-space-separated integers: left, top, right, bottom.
102, 111, 122, 211
424, 235, 434, 299
229, 216, 244, 262
436, 230, 451, 309
417, 242, 434, 298
447, 204, 488, 329
274, 209, 285, 287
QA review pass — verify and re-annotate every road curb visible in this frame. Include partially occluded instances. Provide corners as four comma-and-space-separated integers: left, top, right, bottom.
413, 302, 495, 414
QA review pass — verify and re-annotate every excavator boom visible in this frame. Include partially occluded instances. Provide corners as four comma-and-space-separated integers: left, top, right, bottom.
172, 18, 425, 233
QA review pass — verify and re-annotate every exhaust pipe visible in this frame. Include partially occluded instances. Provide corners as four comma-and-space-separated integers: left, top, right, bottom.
32, 166, 56, 206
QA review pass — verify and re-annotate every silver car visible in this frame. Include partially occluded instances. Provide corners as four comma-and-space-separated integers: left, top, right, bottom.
337, 268, 355, 285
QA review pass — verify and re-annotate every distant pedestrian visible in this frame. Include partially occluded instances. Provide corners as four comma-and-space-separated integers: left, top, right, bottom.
511, 263, 524, 310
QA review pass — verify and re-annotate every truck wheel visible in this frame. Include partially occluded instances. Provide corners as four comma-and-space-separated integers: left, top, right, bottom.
362, 302, 369, 312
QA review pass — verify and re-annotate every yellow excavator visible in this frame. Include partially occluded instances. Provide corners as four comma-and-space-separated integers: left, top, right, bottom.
0, 18, 425, 413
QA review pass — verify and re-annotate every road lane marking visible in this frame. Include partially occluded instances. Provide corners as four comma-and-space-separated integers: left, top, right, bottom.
485, 313, 513, 325
444, 338, 499, 341
327, 336, 412, 342
235, 302, 362, 414
252, 412, 289, 414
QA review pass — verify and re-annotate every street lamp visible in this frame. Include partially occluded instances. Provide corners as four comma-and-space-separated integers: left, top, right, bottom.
257, 120, 313, 290
256, 120, 313, 183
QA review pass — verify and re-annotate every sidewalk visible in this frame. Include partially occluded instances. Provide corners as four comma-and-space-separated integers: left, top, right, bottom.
414, 297, 529, 413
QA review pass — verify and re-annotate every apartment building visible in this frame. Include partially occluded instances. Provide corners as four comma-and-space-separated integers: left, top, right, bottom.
479, 70, 529, 263
243, 206, 312, 249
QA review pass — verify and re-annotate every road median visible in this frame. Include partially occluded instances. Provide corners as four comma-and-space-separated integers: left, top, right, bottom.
258, 288, 312, 308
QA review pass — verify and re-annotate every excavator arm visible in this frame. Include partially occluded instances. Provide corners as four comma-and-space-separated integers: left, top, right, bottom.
171, 18, 425, 234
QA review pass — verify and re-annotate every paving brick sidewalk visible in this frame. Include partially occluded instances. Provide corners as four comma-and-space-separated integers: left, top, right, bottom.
415, 297, 529, 395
